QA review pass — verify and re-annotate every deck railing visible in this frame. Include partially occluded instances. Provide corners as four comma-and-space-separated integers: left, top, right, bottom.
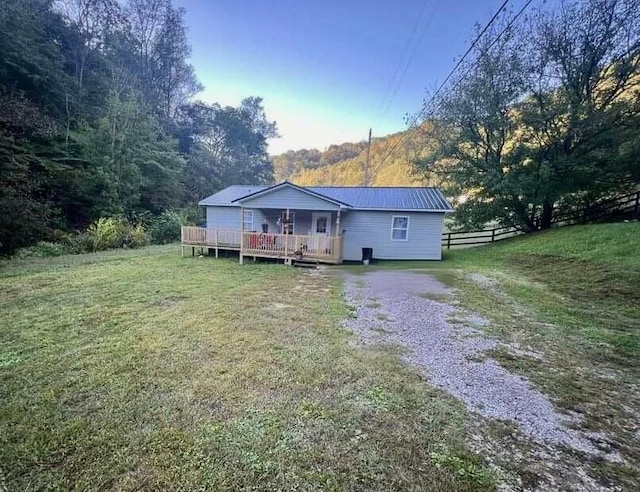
181, 227, 241, 248
181, 227, 343, 263
242, 232, 342, 262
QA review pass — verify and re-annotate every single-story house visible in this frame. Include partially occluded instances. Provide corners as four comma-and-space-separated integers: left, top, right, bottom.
181, 181, 453, 263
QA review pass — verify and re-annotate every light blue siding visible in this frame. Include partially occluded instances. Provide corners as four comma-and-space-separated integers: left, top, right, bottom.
206, 206, 240, 229
206, 206, 444, 260
206, 207, 338, 235
206, 207, 271, 231
290, 211, 337, 236
238, 187, 341, 210
341, 210, 445, 261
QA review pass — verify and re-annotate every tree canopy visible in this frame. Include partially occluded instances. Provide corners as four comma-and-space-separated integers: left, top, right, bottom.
415, 0, 640, 231
0, 0, 277, 253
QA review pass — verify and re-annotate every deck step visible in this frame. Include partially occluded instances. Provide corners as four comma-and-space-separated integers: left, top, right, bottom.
293, 259, 319, 269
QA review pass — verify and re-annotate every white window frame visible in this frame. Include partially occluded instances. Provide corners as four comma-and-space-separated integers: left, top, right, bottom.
242, 210, 254, 231
391, 215, 409, 241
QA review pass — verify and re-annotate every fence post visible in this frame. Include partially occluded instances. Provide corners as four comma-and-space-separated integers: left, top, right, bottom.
491, 229, 496, 242
635, 191, 640, 214
447, 233, 452, 250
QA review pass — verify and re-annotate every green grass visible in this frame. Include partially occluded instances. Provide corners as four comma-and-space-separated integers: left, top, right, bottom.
445, 222, 640, 363
0, 245, 493, 491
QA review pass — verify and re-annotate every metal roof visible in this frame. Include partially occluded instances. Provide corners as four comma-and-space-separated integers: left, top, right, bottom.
199, 185, 268, 206
307, 186, 452, 211
199, 183, 452, 212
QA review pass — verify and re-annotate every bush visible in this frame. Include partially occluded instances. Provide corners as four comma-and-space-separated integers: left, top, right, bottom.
149, 211, 182, 244
14, 241, 69, 259
87, 217, 128, 251
176, 206, 203, 227
128, 223, 150, 248
67, 232, 94, 254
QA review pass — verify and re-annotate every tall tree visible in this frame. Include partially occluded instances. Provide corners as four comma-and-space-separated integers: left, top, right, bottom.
179, 98, 278, 201
125, 0, 202, 122
416, 0, 640, 231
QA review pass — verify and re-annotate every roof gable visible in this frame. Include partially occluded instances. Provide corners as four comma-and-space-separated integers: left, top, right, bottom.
232, 181, 350, 207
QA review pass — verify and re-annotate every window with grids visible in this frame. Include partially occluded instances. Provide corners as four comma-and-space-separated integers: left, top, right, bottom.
316, 216, 327, 234
391, 216, 409, 241
243, 210, 254, 231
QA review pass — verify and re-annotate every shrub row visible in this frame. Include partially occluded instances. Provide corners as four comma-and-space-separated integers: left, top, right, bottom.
13, 211, 187, 259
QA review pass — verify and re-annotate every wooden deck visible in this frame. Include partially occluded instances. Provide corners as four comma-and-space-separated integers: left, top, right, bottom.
181, 227, 343, 264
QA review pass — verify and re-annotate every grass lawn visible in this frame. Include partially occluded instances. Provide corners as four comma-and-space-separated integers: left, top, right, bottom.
0, 246, 492, 490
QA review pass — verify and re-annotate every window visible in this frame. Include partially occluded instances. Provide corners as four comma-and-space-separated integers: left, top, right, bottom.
243, 210, 254, 231
391, 216, 409, 241
316, 216, 327, 234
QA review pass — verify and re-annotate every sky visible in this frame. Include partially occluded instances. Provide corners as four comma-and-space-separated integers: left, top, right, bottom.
174, 0, 534, 155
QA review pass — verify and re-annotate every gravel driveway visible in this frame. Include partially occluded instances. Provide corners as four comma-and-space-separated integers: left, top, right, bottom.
340, 269, 597, 454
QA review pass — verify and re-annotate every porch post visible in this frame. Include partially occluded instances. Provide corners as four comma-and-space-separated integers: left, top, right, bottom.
239, 205, 244, 264
337, 207, 344, 262
284, 208, 289, 257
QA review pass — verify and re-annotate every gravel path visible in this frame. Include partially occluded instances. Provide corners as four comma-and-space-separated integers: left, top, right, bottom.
341, 270, 598, 455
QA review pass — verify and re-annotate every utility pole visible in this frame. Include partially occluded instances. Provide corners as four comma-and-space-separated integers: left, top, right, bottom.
364, 128, 372, 186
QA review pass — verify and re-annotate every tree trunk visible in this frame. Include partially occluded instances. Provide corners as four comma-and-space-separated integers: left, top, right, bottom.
540, 200, 554, 230
513, 201, 537, 232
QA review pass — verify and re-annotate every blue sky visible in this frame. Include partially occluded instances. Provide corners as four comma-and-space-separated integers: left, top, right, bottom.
174, 0, 532, 154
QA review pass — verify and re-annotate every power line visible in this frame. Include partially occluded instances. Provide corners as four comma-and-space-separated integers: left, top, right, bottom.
376, 0, 536, 172
374, 1, 440, 128
372, 1, 431, 126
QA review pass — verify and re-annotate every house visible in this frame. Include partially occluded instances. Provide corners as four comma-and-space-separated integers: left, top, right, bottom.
181, 181, 453, 263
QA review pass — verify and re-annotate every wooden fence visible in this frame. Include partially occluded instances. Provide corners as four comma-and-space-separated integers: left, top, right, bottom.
442, 226, 522, 249
442, 190, 639, 250
553, 190, 640, 225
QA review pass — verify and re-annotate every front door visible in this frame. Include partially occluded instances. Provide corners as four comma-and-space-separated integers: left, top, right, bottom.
311, 212, 331, 237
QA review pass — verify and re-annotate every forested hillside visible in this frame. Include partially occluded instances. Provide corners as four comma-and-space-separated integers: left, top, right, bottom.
272, 129, 430, 186
0, 0, 276, 253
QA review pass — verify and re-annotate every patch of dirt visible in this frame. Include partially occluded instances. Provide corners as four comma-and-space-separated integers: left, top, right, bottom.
153, 295, 187, 308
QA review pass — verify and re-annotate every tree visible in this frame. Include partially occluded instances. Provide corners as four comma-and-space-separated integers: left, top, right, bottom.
179, 98, 278, 201
124, 0, 202, 122
0, 0, 277, 253
73, 90, 184, 217
416, 0, 640, 231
